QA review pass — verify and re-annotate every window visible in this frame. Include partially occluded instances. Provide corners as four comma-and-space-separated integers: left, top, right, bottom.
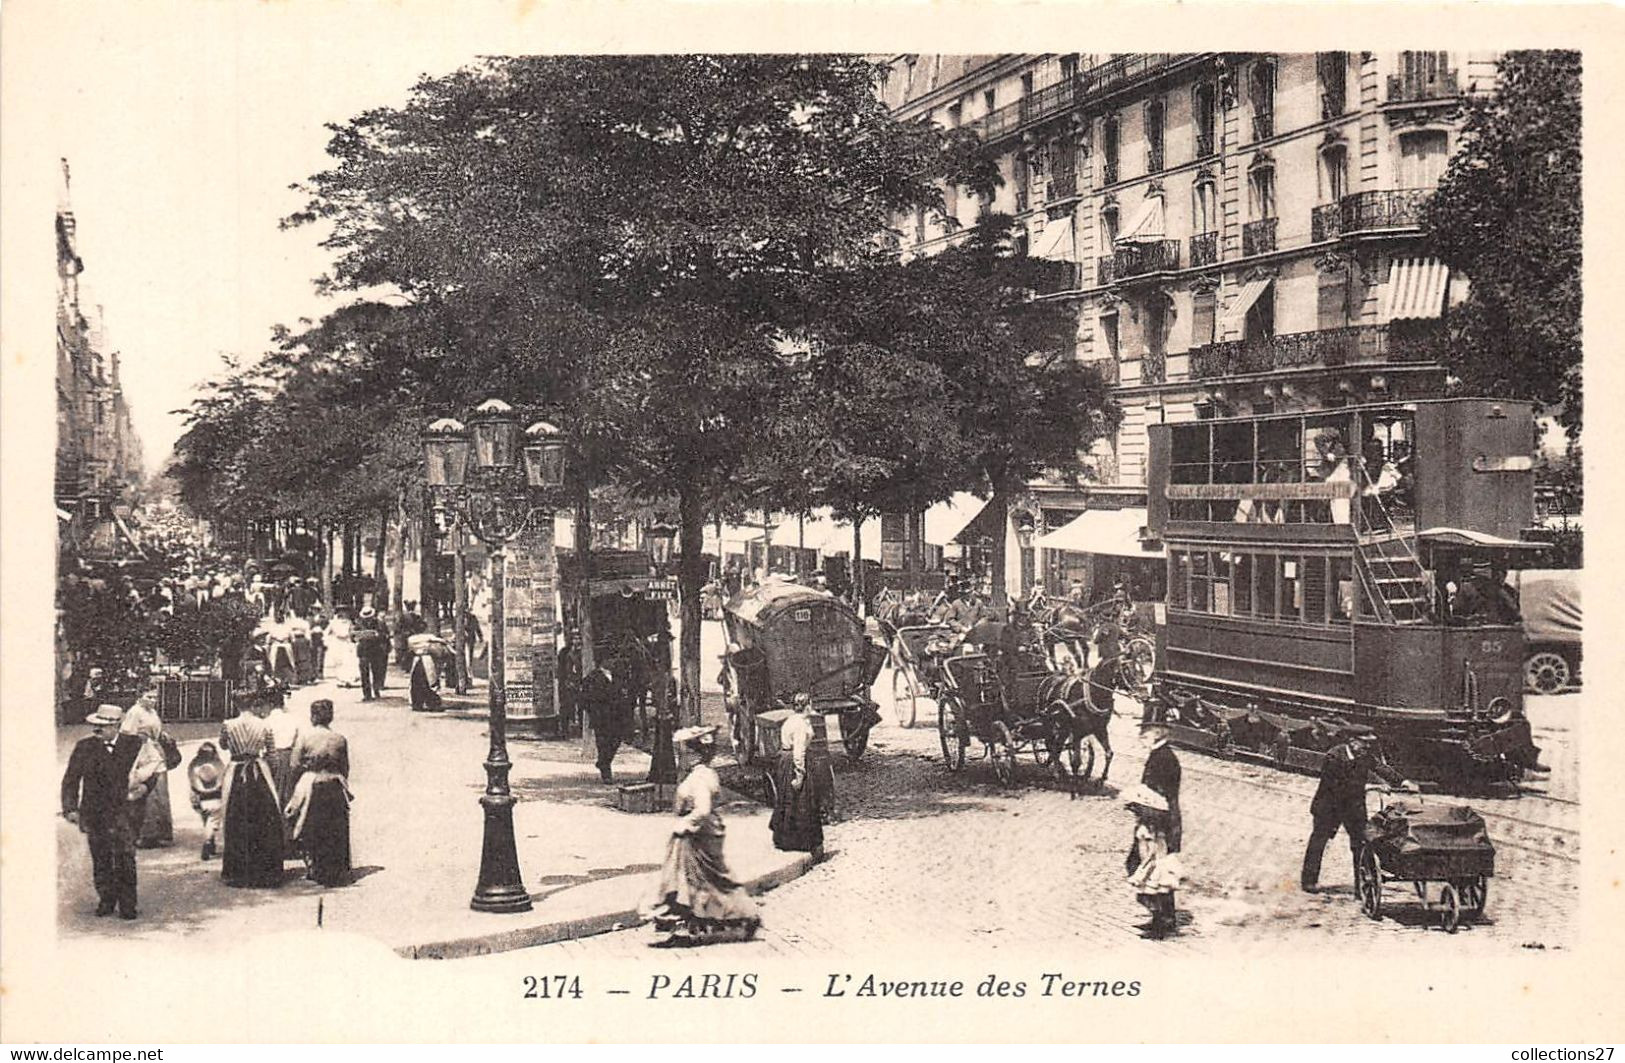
1145, 294, 1169, 360
946, 102, 962, 129
1320, 144, 1349, 203
1330, 556, 1354, 622
1192, 288, 1217, 348
1244, 281, 1275, 343
1028, 147, 1047, 204
943, 182, 959, 228
1013, 153, 1029, 212
1318, 268, 1352, 330
1248, 166, 1277, 219
1061, 54, 1079, 81
1020, 70, 1035, 118
1250, 60, 1276, 140
1101, 203, 1120, 245
1102, 115, 1120, 184
1100, 311, 1120, 364
1233, 553, 1255, 614
1318, 52, 1348, 119
983, 88, 996, 115
1169, 551, 1190, 609
904, 55, 917, 95
1145, 97, 1166, 172
1193, 83, 1218, 157
1193, 179, 1218, 235
1398, 129, 1450, 188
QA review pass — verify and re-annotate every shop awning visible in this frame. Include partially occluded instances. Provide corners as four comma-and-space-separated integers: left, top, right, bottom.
951, 498, 1004, 546
1417, 527, 1551, 552
1030, 217, 1073, 262
1381, 257, 1450, 321
1035, 508, 1164, 559
1116, 195, 1166, 244
1217, 277, 1273, 335
924, 493, 987, 546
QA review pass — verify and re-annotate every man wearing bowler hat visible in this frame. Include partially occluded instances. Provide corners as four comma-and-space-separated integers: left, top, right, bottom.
1300, 727, 1416, 893
60, 704, 163, 919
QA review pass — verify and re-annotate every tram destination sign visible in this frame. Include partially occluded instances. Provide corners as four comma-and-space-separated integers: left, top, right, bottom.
1165, 482, 1357, 500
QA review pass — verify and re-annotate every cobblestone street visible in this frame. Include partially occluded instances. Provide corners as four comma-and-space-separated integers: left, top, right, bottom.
534, 653, 1579, 962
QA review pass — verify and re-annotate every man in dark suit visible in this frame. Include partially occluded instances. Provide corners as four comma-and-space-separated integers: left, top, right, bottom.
352, 605, 390, 700
60, 704, 153, 919
581, 660, 630, 784
1300, 729, 1415, 893
1140, 721, 1183, 853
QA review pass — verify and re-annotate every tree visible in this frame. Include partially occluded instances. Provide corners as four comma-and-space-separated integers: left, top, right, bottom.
285, 55, 978, 721
1424, 50, 1581, 438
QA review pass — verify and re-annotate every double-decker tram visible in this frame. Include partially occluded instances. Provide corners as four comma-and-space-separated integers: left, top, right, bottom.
1142, 398, 1547, 787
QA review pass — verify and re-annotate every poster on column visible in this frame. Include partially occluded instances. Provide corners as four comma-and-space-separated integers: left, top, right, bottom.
502, 518, 556, 718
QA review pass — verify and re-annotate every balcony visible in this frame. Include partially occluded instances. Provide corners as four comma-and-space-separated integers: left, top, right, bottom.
1187, 323, 1441, 381
1034, 260, 1083, 296
1147, 141, 1165, 174
1312, 189, 1431, 241
1047, 164, 1078, 202
1195, 130, 1216, 159
1099, 240, 1180, 283
968, 54, 1198, 145
1251, 110, 1274, 142
1141, 348, 1167, 385
1388, 68, 1459, 103
1242, 217, 1278, 256
1101, 158, 1119, 186
1189, 231, 1219, 267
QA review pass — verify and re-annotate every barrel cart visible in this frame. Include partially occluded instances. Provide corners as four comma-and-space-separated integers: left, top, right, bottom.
1356, 788, 1496, 933
720, 583, 886, 765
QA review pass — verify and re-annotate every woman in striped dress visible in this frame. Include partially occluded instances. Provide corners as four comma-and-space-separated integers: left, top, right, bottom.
218, 700, 285, 888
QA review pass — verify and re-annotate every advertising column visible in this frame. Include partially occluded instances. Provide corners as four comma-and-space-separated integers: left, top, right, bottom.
501, 518, 557, 727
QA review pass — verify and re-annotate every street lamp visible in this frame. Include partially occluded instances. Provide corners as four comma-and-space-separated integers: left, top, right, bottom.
422, 403, 566, 915
643, 518, 680, 786
1013, 510, 1038, 601
646, 520, 678, 569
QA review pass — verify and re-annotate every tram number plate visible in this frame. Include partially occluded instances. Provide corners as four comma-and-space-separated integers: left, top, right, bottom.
794, 608, 811, 622
1479, 639, 1506, 654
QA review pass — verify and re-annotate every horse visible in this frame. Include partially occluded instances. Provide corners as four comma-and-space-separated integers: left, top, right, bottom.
1035, 664, 1118, 796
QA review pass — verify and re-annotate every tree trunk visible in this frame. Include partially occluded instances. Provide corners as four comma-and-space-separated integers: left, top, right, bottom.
677, 483, 706, 729
390, 489, 408, 611
574, 479, 596, 673
852, 513, 865, 614
340, 520, 353, 579
988, 482, 1011, 607
319, 520, 334, 615
419, 489, 435, 623
373, 505, 389, 608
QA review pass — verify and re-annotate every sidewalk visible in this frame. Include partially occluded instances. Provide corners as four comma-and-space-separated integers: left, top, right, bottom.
55, 672, 811, 960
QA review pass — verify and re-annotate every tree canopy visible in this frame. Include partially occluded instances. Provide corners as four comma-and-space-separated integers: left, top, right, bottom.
1425, 50, 1581, 438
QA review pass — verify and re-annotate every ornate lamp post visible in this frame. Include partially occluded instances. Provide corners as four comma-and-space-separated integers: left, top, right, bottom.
1013, 509, 1038, 601
422, 401, 566, 914
644, 519, 680, 785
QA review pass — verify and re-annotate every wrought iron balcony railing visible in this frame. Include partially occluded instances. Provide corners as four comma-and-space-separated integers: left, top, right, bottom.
1096, 254, 1117, 285
1099, 239, 1181, 281
1101, 158, 1119, 186
1312, 188, 1431, 242
1252, 110, 1274, 141
1189, 231, 1219, 267
1147, 141, 1165, 173
1242, 217, 1278, 256
1141, 348, 1167, 385
1047, 165, 1078, 201
1194, 130, 1216, 159
967, 53, 1195, 144
1033, 260, 1083, 295
1388, 68, 1460, 103
1187, 323, 1440, 380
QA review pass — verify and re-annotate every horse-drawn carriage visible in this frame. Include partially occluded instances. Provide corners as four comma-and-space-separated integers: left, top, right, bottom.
721, 583, 887, 764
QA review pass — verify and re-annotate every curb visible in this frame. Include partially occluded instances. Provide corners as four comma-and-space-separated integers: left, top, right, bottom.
397, 852, 817, 960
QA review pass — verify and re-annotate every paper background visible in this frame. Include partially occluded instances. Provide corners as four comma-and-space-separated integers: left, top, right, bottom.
3, 0, 1621, 1043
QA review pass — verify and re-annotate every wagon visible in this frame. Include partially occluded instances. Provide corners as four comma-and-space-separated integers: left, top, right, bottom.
721, 582, 886, 764
1355, 789, 1496, 933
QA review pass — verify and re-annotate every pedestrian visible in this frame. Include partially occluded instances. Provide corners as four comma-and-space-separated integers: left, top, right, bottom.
769, 693, 824, 857
643, 725, 761, 947
120, 691, 176, 849
1124, 784, 1182, 939
217, 698, 286, 888
352, 605, 389, 701
581, 659, 630, 784
285, 699, 353, 887
60, 704, 164, 919
324, 607, 357, 686
187, 741, 225, 861
263, 687, 302, 812
1300, 729, 1415, 893
1139, 720, 1182, 854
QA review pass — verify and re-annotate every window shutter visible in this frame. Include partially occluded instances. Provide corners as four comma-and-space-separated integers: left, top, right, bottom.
1318, 271, 1350, 329
1192, 290, 1217, 347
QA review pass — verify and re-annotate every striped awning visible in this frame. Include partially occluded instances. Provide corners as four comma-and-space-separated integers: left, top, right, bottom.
1031, 217, 1073, 261
1116, 194, 1166, 244
1381, 257, 1450, 321
1217, 277, 1273, 335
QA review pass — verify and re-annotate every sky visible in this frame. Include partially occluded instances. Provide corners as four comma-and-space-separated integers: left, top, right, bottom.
38, 2, 566, 472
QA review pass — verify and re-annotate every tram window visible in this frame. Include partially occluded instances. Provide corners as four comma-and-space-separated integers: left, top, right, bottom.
1258, 418, 1301, 483
1281, 556, 1303, 621
1190, 551, 1211, 611
1233, 553, 1255, 615
1211, 552, 1232, 614
1171, 423, 1212, 484
1169, 551, 1189, 608
1303, 556, 1328, 624
1330, 556, 1354, 622
1255, 552, 1279, 618
1171, 499, 1210, 522
1213, 422, 1254, 484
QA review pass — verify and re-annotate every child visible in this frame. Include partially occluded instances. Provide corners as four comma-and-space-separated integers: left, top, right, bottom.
188, 742, 225, 861
1124, 784, 1182, 938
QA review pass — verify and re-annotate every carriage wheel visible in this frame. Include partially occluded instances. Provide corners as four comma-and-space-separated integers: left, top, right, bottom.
890, 668, 919, 729
1122, 637, 1156, 690
1461, 876, 1489, 917
1439, 883, 1462, 934
938, 694, 968, 773
1357, 847, 1384, 920
991, 722, 1018, 788
1524, 651, 1571, 695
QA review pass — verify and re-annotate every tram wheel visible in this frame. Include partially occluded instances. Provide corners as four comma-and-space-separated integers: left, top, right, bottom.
1439, 883, 1462, 934
1524, 651, 1571, 695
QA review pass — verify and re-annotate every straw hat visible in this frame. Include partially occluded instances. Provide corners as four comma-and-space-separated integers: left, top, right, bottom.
85, 704, 124, 726
1123, 784, 1169, 814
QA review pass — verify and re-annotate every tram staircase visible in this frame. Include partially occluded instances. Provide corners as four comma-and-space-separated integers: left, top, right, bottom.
1354, 469, 1430, 625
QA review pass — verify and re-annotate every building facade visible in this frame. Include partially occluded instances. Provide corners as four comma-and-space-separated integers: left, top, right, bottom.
58, 159, 143, 550
884, 52, 1490, 601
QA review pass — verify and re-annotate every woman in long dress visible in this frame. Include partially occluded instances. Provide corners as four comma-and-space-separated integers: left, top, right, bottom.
769, 693, 825, 857
218, 699, 285, 888
323, 608, 358, 688
284, 699, 352, 887
643, 726, 760, 946
121, 692, 173, 848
